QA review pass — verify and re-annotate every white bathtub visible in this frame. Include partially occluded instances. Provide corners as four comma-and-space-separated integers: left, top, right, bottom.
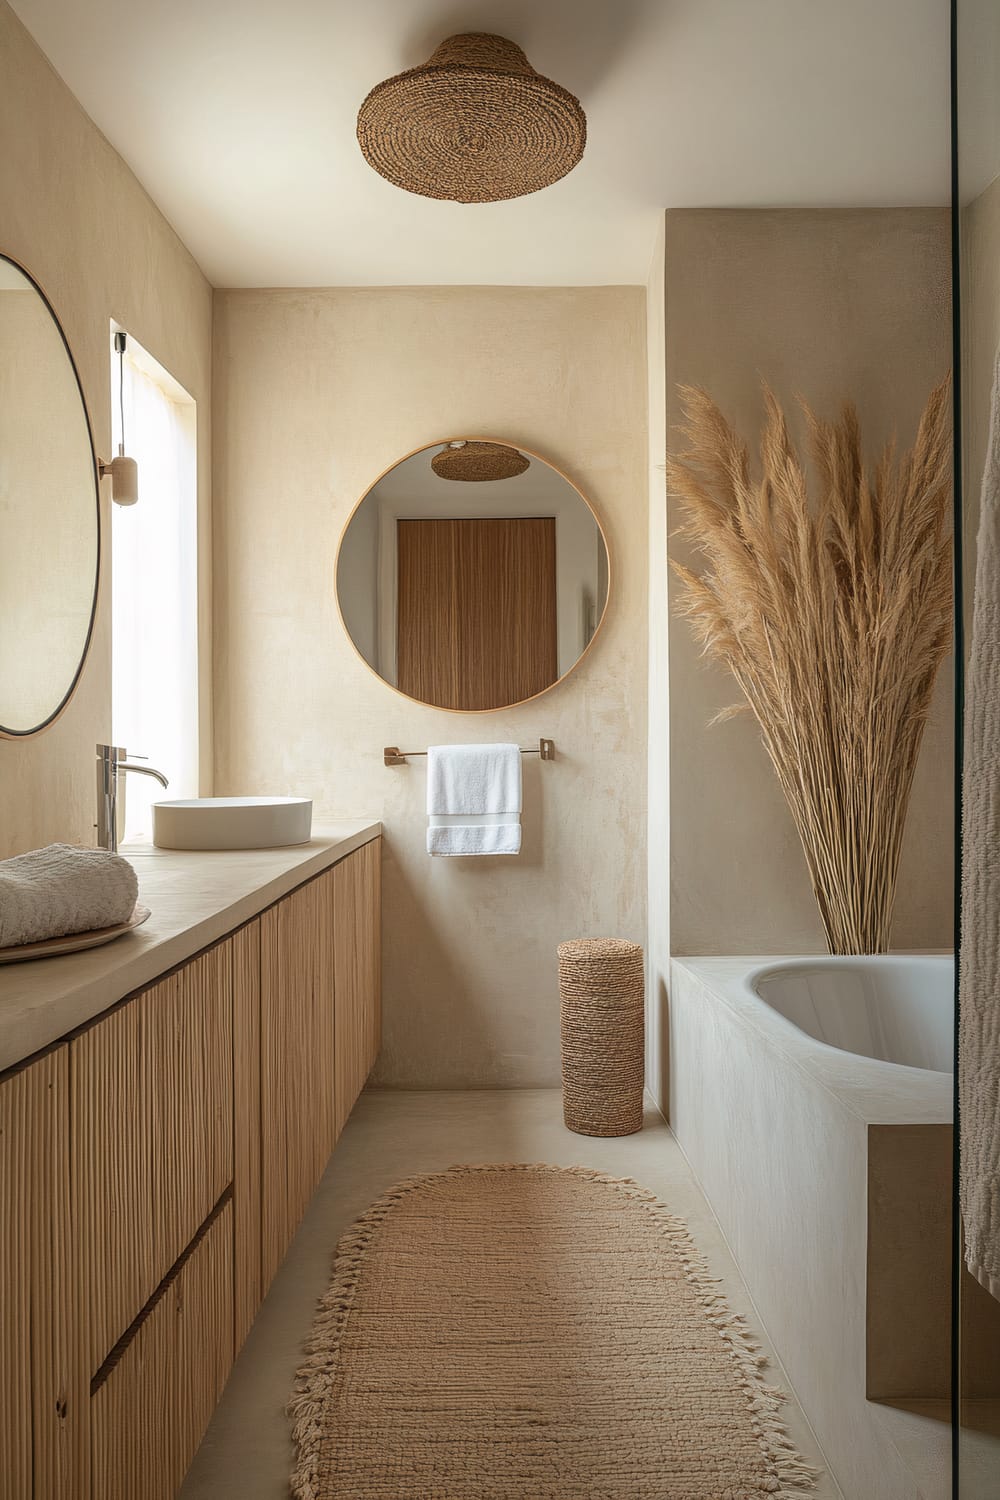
749, 955, 954, 1074
668, 954, 954, 1500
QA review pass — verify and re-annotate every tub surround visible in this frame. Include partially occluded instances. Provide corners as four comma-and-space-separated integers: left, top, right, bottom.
0, 822, 380, 1074
669, 957, 964, 1500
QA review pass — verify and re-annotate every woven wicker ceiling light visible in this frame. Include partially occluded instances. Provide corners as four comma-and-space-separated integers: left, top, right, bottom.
431, 441, 530, 482
357, 33, 586, 204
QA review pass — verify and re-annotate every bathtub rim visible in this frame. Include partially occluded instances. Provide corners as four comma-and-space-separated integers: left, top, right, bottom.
747, 952, 954, 1077
670, 956, 952, 1129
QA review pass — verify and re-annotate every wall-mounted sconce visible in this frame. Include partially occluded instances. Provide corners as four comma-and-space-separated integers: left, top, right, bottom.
98, 330, 138, 505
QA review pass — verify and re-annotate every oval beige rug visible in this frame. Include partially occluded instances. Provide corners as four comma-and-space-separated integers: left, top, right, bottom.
291, 1164, 818, 1499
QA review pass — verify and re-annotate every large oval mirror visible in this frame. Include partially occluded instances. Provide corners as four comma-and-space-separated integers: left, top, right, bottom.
0, 255, 100, 736
338, 439, 610, 712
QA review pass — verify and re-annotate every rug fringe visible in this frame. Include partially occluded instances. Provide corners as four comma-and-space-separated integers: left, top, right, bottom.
288, 1162, 821, 1499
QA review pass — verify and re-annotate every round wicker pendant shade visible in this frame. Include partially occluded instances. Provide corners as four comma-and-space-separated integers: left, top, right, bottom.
431, 441, 530, 482
357, 33, 586, 204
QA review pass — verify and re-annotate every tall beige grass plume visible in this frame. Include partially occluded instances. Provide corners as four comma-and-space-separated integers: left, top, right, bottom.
668, 379, 952, 954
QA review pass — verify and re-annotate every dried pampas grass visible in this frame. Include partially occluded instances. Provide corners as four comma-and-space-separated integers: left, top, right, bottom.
668, 379, 952, 954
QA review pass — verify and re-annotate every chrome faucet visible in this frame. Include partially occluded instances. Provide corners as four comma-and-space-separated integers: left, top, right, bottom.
96, 744, 169, 853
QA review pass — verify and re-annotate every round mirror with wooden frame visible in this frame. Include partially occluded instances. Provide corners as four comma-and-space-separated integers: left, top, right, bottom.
0, 253, 100, 738
337, 438, 610, 713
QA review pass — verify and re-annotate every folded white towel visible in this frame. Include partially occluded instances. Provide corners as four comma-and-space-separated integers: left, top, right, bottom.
427, 822, 521, 857
0, 843, 139, 947
427, 744, 522, 857
427, 743, 522, 816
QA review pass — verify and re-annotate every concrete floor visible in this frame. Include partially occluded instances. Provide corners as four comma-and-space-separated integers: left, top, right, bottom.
957, 1402, 1000, 1498
182, 1087, 843, 1498
874, 1398, 1000, 1500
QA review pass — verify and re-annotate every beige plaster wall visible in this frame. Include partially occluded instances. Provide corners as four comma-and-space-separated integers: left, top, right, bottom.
664, 208, 953, 954
645, 214, 670, 1110
0, 0, 212, 857
213, 286, 648, 1088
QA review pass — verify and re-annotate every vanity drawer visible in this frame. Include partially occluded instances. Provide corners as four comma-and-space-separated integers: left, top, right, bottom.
90, 1200, 233, 1500
73, 939, 234, 1374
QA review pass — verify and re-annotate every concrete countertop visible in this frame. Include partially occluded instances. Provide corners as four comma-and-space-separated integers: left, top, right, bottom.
0, 821, 381, 1076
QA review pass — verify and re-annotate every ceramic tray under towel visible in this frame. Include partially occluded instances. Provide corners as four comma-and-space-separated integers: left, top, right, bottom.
0, 902, 151, 964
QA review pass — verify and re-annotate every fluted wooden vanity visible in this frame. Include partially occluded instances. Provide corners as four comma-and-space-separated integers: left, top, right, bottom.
0, 823, 381, 1500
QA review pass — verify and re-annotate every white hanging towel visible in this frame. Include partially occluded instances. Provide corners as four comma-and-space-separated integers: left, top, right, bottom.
426, 744, 522, 856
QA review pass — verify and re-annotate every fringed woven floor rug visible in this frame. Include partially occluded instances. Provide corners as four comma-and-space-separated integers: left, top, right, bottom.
290, 1164, 818, 1498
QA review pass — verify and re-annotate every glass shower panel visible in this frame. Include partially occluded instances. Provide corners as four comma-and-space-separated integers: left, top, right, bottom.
955, 1, 1000, 1493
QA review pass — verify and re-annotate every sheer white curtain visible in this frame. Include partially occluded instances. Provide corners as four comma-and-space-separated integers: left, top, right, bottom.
111, 334, 198, 843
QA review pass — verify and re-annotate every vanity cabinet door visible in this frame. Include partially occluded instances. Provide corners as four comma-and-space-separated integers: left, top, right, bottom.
0, 1048, 79, 1500
73, 1000, 145, 1380
232, 918, 262, 1352
360, 837, 382, 1071
260, 872, 337, 1291
0, 1059, 32, 1500
73, 939, 234, 1377
90, 1201, 233, 1500
332, 839, 382, 1135
149, 944, 234, 1299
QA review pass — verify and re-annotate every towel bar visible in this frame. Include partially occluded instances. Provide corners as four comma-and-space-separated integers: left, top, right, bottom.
384, 739, 555, 767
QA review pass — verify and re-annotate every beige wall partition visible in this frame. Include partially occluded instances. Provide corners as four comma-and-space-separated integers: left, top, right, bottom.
213, 285, 648, 1087
0, 0, 212, 856
663, 208, 953, 955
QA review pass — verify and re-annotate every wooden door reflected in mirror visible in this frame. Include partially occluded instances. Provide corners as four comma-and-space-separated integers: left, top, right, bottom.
396, 518, 557, 710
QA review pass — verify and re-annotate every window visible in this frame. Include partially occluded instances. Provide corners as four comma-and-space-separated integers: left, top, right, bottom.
110, 329, 197, 843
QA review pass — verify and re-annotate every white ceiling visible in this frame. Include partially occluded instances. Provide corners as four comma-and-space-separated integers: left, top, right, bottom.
13, 0, 952, 288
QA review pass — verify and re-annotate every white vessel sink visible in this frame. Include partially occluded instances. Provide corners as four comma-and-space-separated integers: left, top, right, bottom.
152, 797, 313, 851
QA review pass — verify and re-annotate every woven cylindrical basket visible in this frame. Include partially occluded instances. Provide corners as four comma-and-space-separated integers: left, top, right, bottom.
431, 441, 529, 482
357, 33, 586, 204
558, 938, 645, 1138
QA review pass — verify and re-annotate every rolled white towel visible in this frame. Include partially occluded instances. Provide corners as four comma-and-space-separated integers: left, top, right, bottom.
0, 844, 139, 948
